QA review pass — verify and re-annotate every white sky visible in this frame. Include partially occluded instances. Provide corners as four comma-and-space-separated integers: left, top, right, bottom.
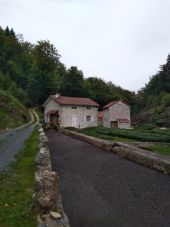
1, 0, 170, 92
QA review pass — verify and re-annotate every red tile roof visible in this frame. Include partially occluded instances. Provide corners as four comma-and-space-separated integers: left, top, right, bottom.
103, 100, 128, 109
48, 95, 100, 107
103, 100, 119, 109
46, 110, 59, 115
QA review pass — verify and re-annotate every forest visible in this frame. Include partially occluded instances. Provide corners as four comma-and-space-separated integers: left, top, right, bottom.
0, 26, 170, 127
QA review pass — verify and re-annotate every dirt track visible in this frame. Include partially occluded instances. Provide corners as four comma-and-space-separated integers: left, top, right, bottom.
47, 131, 170, 227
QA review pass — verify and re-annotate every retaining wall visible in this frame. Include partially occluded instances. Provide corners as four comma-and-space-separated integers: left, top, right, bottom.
35, 127, 70, 227
63, 129, 170, 174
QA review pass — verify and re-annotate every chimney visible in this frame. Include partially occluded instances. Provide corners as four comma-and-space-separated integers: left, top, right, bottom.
55, 93, 61, 98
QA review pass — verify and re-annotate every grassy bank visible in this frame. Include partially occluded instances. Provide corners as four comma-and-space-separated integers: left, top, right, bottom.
0, 90, 30, 130
140, 145, 170, 156
0, 129, 38, 227
66, 127, 170, 143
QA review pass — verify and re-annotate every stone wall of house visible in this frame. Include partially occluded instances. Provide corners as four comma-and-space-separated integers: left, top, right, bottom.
44, 99, 60, 123
103, 109, 110, 127
44, 99, 98, 128
103, 101, 131, 128
60, 106, 98, 128
118, 122, 131, 129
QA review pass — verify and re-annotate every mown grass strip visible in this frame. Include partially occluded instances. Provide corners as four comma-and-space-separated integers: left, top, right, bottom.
140, 145, 170, 156
0, 128, 38, 227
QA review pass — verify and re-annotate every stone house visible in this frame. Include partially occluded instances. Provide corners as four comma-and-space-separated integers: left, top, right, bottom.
43, 94, 100, 128
103, 100, 131, 129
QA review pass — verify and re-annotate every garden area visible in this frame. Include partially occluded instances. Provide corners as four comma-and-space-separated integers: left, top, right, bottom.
66, 126, 170, 155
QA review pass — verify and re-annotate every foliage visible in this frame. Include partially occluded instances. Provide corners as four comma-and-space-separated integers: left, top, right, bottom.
0, 26, 136, 108
0, 25, 170, 127
136, 55, 170, 126
67, 127, 170, 143
140, 145, 170, 156
0, 128, 38, 226
0, 90, 30, 130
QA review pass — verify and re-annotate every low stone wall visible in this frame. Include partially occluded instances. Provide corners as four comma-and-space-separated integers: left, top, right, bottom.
35, 127, 70, 227
63, 129, 170, 174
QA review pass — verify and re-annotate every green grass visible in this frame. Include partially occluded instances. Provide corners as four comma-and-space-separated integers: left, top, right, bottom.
0, 90, 30, 130
141, 145, 170, 156
66, 126, 170, 143
0, 129, 38, 227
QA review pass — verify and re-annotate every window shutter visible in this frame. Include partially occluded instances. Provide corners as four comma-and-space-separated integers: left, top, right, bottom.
84, 115, 86, 122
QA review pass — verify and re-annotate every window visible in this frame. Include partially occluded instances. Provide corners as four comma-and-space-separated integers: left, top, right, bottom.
86, 106, 91, 109
72, 106, 77, 109
86, 115, 91, 123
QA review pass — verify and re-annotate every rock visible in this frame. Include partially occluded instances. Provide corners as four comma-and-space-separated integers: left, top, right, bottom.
50, 211, 62, 220
39, 136, 48, 148
35, 170, 59, 211
39, 129, 48, 149
35, 148, 51, 171
39, 128, 44, 133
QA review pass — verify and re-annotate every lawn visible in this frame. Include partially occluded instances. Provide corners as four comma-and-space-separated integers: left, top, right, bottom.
66, 126, 170, 143
140, 145, 170, 156
0, 129, 38, 227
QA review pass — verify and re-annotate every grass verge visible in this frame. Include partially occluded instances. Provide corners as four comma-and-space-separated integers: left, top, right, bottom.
0, 128, 38, 227
140, 145, 170, 156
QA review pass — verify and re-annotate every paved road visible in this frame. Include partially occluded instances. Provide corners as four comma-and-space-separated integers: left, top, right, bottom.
47, 132, 170, 227
0, 111, 38, 172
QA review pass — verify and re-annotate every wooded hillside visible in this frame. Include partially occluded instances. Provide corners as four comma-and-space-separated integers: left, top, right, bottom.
0, 26, 135, 107
0, 26, 170, 127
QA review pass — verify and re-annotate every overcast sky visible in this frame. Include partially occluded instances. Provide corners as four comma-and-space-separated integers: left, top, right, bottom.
1, 0, 170, 92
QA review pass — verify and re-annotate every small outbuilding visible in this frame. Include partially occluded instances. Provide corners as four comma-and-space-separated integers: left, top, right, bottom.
103, 100, 131, 129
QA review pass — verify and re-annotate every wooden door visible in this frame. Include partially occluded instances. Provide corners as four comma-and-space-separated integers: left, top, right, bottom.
111, 121, 118, 128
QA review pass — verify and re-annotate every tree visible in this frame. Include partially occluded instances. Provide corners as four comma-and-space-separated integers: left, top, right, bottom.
60, 66, 87, 97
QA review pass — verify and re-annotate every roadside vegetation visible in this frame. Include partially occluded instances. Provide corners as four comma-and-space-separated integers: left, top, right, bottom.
0, 90, 30, 130
139, 145, 170, 156
66, 126, 170, 143
0, 128, 38, 226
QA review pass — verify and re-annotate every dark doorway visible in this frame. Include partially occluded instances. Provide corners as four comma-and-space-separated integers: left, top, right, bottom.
110, 121, 118, 128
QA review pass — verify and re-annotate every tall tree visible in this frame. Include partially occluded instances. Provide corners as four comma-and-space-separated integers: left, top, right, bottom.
60, 66, 87, 97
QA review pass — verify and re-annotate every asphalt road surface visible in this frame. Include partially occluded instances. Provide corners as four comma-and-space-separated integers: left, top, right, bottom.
47, 131, 170, 227
0, 111, 38, 172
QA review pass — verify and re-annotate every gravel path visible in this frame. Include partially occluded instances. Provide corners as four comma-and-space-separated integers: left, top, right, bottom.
0, 111, 38, 172
47, 131, 170, 227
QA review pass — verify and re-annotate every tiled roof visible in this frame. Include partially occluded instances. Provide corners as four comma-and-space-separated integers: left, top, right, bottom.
46, 110, 59, 115
103, 100, 120, 109
51, 95, 100, 107
103, 100, 128, 109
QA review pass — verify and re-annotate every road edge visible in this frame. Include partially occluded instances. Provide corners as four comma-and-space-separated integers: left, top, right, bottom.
63, 129, 170, 174
35, 127, 70, 227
